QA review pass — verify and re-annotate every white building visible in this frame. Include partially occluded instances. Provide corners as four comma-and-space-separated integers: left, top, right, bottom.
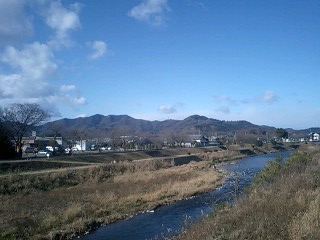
308, 132, 320, 141
75, 140, 86, 150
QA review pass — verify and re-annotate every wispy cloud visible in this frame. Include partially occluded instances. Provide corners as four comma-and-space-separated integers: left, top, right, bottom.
242, 90, 278, 104
45, 1, 81, 48
213, 95, 237, 105
187, 1, 206, 10
128, 0, 170, 26
158, 104, 177, 114
216, 106, 230, 114
87, 41, 107, 60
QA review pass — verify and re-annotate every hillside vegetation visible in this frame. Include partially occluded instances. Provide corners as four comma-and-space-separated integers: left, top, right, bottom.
174, 149, 320, 240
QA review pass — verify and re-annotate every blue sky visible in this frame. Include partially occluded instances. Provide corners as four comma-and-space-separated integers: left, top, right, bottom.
0, 0, 319, 129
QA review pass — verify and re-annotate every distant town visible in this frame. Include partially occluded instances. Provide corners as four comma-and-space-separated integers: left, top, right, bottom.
21, 130, 320, 158
1, 103, 319, 159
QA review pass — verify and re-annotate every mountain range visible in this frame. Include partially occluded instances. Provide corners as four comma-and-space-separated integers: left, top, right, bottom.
36, 114, 277, 139
35, 114, 320, 143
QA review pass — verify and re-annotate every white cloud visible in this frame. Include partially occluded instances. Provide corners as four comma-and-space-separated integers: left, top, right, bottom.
158, 104, 177, 114
88, 41, 107, 60
128, 0, 170, 26
0, 0, 33, 44
71, 96, 86, 105
0, 42, 56, 98
0, 1, 86, 115
262, 90, 278, 104
45, 1, 81, 47
242, 90, 278, 105
1, 42, 57, 80
0, 0, 81, 47
45, 87, 87, 106
0, 74, 22, 98
60, 84, 76, 92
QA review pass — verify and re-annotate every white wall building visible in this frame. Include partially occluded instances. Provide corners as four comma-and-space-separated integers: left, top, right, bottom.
75, 140, 86, 150
308, 132, 320, 141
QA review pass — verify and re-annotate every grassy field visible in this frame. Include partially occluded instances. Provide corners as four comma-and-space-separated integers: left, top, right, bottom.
0, 144, 294, 239
174, 148, 320, 240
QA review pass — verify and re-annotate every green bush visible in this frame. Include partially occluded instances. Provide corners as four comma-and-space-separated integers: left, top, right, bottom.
253, 155, 282, 186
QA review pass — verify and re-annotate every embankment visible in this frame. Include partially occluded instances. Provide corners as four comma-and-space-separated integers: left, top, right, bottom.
174, 148, 320, 240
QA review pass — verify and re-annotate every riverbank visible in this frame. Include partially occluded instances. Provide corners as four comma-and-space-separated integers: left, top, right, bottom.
1, 161, 223, 239
0, 144, 296, 239
174, 148, 320, 240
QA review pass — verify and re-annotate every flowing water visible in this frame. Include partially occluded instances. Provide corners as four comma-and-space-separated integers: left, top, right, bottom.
80, 151, 291, 240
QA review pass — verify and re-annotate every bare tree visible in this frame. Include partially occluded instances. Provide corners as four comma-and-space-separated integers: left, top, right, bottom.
0, 103, 50, 158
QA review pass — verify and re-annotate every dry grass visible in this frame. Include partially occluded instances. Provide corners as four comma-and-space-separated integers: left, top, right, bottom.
0, 146, 255, 195
174, 150, 320, 240
199, 150, 244, 163
0, 157, 174, 195
0, 158, 223, 239
0, 145, 290, 239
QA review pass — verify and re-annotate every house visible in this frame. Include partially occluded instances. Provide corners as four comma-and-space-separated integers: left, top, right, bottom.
36, 136, 63, 145
208, 136, 221, 146
188, 135, 209, 147
22, 136, 63, 150
72, 139, 97, 151
182, 142, 192, 148
74, 140, 86, 151
309, 132, 320, 141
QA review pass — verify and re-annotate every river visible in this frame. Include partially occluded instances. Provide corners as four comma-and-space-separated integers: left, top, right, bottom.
80, 151, 291, 240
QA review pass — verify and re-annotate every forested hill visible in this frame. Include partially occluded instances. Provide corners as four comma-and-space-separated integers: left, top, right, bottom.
36, 114, 277, 139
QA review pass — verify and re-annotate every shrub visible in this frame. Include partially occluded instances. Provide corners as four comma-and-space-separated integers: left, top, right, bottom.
253, 155, 282, 186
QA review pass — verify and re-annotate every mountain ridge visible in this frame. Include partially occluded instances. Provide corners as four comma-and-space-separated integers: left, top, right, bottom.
34, 114, 320, 143
35, 114, 277, 139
